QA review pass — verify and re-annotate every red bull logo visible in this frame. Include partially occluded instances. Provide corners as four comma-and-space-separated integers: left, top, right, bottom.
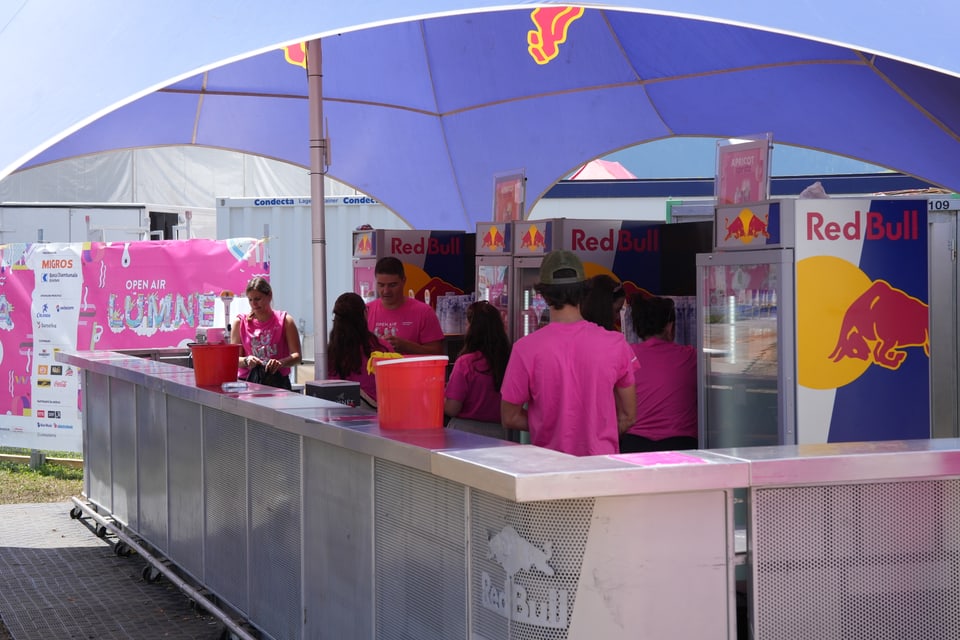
797, 256, 929, 390
527, 7, 584, 65
519, 225, 547, 251
807, 209, 920, 241
390, 235, 461, 256
828, 279, 928, 370
284, 43, 307, 69
355, 233, 373, 256
571, 227, 658, 253
482, 226, 506, 250
723, 208, 770, 244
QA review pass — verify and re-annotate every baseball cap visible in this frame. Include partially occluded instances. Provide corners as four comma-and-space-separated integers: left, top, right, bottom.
539, 249, 586, 285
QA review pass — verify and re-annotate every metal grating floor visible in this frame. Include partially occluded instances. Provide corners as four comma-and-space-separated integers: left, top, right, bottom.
0, 502, 224, 640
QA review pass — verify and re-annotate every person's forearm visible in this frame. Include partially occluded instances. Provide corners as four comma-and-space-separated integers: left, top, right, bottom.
392, 339, 443, 355
501, 402, 529, 431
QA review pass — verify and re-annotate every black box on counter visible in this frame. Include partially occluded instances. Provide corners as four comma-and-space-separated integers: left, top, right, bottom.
305, 380, 362, 407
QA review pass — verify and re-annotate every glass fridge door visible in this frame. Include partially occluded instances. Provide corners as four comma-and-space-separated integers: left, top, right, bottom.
477, 259, 511, 338
353, 262, 376, 303
514, 257, 549, 339
697, 249, 795, 449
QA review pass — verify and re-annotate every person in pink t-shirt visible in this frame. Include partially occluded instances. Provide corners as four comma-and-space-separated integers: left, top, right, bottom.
327, 292, 394, 406
365, 257, 444, 355
232, 276, 302, 390
444, 301, 511, 439
501, 250, 636, 456
620, 295, 698, 453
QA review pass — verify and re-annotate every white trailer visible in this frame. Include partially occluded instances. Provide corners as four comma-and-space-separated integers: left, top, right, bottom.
0, 202, 215, 243
215, 195, 409, 363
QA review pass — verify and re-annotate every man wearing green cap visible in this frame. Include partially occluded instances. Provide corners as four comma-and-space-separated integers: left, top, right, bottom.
500, 249, 637, 456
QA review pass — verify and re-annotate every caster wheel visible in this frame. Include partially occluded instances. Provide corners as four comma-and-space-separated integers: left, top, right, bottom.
69, 506, 82, 519
114, 542, 131, 557
95, 524, 108, 538
141, 565, 161, 582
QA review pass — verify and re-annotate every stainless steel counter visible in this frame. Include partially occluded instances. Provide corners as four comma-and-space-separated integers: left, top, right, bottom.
59, 349, 960, 640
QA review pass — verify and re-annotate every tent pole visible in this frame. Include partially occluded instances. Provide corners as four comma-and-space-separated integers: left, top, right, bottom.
307, 39, 327, 381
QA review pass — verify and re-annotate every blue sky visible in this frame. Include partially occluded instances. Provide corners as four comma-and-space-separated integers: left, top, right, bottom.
606, 138, 885, 179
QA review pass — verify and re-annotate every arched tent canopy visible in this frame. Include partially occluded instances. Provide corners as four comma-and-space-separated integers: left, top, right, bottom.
3, 0, 959, 188
10, 7, 960, 230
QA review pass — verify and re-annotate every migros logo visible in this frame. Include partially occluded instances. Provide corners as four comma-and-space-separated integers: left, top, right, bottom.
41, 259, 73, 269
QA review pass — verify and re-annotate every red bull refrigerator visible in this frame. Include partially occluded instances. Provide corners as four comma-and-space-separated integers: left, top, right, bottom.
351, 228, 475, 306
475, 221, 513, 339
511, 218, 712, 339
697, 197, 930, 447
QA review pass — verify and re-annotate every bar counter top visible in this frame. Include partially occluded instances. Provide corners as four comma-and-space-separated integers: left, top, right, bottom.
59, 349, 960, 501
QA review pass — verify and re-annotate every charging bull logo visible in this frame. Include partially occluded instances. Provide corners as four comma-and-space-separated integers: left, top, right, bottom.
723, 208, 770, 244
520, 225, 546, 251
528, 7, 584, 65
355, 233, 373, 256
481, 525, 568, 629
482, 226, 506, 250
284, 42, 307, 69
829, 280, 929, 370
797, 256, 929, 391
487, 525, 554, 577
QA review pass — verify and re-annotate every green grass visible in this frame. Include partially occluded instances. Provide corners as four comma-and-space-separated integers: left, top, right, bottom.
0, 446, 82, 459
0, 449, 84, 504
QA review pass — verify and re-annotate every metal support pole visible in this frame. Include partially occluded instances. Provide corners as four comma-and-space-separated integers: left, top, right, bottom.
307, 39, 328, 381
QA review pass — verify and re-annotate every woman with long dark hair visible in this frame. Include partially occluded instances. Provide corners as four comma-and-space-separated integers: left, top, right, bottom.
620, 294, 698, 453
327, 292, 393, 406
444, 301, 511, 438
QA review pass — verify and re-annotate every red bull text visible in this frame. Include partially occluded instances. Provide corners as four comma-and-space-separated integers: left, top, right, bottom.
391, 235, 462, 256
571, 227, 658, 253
807, 209, 920, 241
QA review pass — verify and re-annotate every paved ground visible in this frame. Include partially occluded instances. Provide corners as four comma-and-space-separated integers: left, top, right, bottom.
0, 502, 226, 639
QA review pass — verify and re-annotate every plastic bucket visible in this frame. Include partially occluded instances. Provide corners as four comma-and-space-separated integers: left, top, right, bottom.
190, 343, 240, 387
375, 355, 448, 429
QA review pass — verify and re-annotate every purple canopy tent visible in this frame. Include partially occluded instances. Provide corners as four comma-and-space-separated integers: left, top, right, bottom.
3, 3, 960, 374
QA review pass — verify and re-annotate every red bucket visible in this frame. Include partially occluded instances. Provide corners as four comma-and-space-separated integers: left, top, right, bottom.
189, 343, 240, 387
375, 356, 448, 429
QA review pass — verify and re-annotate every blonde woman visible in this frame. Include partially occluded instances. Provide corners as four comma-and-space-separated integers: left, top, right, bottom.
231, 276, 301, 390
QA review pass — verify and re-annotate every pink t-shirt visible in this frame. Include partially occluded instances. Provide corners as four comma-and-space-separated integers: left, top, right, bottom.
237, 310, 292, 378
626, 338, 698, 441
328, 336, 392, 400
501, 320, 636, 456
445, 351, 502, 423
366, 297, 444, 354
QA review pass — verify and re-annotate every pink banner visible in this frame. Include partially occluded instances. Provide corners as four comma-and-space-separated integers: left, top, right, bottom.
79, 238, 265, 350
0, 238, 265, 452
